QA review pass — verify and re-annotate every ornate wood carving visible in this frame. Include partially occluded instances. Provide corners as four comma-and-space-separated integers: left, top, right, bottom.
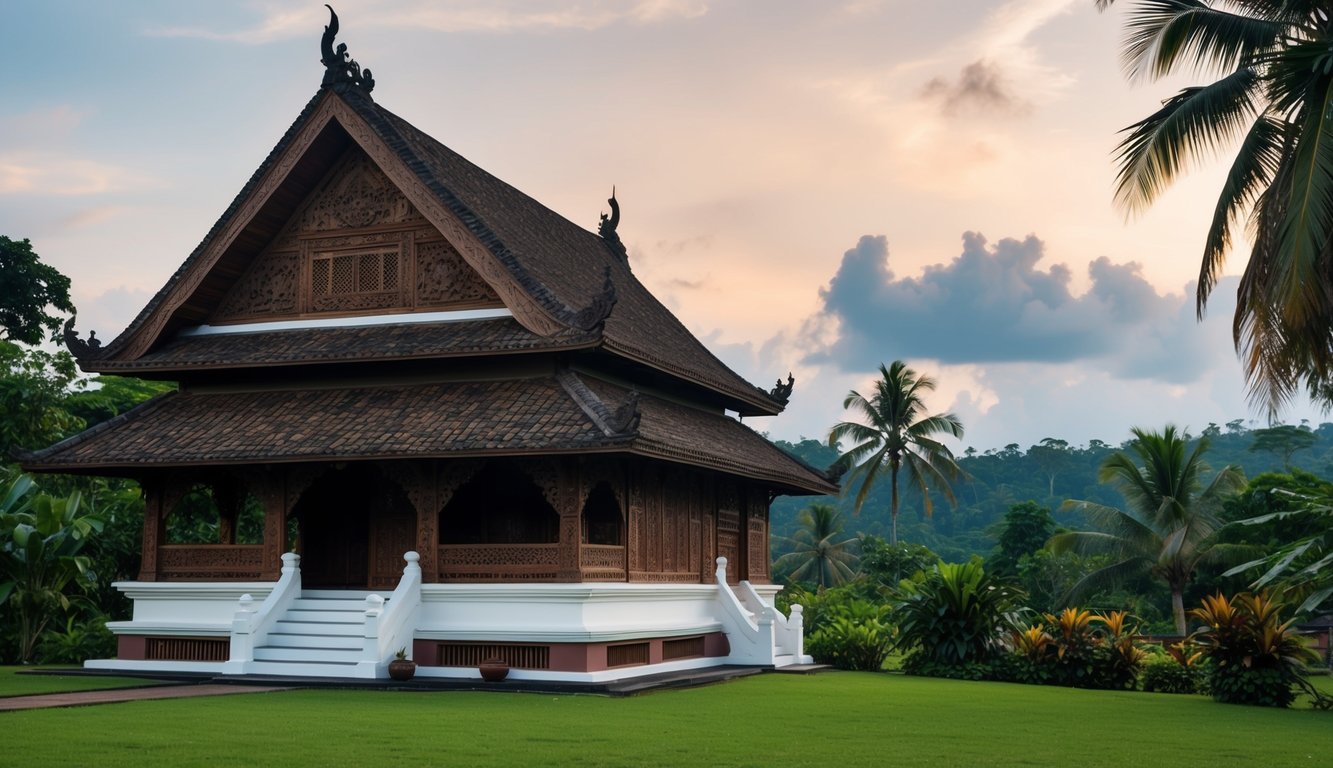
299, 150, 422, 232
213, 251, 300, 321
157, 545, 265, 580
438, 544, 559, 581
326, 98, 568, 336
415, 239, 500, 308
122, 107, 340, 359
383, 461, 438, 580
436, 460, 482, 513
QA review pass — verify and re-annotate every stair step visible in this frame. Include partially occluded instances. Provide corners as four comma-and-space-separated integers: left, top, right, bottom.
291, 597, 377, 612
254, 646, 363, 663
301, 589, 382, 600
247, 660, 375, 679
281, 609, 366, 624
272, 620, 364, 637
264, 633, 363, 650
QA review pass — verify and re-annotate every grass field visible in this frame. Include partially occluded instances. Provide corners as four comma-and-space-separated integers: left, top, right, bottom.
0, 667, 167, 698
3, 671, 1331, 767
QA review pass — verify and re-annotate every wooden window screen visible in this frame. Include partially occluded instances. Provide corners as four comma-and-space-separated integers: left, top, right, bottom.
311, 251, 399, 297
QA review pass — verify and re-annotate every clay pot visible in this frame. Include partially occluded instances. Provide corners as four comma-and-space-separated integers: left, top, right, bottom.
388, 659, 417, 681
479, 657, 510, 683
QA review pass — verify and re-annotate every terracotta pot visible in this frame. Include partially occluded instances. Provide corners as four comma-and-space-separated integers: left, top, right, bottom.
479, 657, 510, 683
388, 659, 417, 681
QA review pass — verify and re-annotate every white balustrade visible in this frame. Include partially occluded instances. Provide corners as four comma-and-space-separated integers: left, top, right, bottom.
359, 551, 422, 674
224, 552, 302, 673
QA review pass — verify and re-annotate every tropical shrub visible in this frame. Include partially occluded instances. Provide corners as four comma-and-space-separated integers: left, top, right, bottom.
37, 615, 116, 664
1190, 592, 1317, 707
893, 559, 1022, 673
1003, 609, 1147, 690
806, 599, 894, 671
0, 474, 102, 662
1142, 650, 1204, 695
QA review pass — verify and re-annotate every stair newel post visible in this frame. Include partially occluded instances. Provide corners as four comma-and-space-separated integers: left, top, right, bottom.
227, 594, 258, 668
788, 604, 806, 658
363, 594, 385, 660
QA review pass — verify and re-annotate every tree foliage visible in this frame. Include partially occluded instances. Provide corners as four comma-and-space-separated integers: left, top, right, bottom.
0, 236, 73, 345
773, 503, 859, 588
1097, 1, 1333, 412
828, 361, 964, 545
1055, 425, 1246, 634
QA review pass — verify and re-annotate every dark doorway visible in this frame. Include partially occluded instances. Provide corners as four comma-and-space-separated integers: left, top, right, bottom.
293, 465, 414, 589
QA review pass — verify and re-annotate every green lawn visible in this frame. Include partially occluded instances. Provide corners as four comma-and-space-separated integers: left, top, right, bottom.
4, 672, 1331, 767
0, 667, 167, 698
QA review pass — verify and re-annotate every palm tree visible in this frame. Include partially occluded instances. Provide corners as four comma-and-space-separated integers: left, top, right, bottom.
827, 361, 964, 545
1053, 425, 1245, 635
773, 503, 859, 588
1097, 1, 1333, 412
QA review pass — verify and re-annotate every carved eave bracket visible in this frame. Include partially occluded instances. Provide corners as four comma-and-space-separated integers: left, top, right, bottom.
768, 373, 795, 406
62, 317, 104, 362
321, 5, 375, 96
568, 266, 618, 333
598, 187, 627, 261
607, 390, 642, 436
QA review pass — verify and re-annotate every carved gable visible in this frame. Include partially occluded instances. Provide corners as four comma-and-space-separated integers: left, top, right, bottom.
212, 147, 500, 324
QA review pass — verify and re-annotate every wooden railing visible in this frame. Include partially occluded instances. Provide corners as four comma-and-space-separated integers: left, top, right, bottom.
580, 544, 626, 581
437, 544, 560, 582
157, 545, 264, 580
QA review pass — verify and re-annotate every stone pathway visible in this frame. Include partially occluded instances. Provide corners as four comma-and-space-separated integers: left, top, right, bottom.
0, 684, 292, 712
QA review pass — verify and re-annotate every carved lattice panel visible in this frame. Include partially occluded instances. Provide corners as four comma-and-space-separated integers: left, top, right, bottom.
214, 251, 300, 322
438, 544, 560, 581
309, 249, 405, 313
416, 240, 500, 308
157, 545, 264, 580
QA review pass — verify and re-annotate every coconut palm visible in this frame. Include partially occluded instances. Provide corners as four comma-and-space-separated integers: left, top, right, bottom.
828, 360, 964, 545
1098, 0, 1333, 412
1054, 425, 1246, 635
773, 503, 859, 588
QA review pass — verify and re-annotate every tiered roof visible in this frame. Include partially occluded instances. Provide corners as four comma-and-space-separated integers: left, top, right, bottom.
27, 14, 833, 496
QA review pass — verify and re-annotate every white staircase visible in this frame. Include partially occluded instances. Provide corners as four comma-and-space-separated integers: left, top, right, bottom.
250, 591, 379, 676
224, 551, 423, 679
713, 557, 812, 668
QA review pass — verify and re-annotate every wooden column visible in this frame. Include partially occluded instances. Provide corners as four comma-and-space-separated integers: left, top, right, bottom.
557, 463, 581, 582
250, 470, 287, 581
138, 482, 165, 582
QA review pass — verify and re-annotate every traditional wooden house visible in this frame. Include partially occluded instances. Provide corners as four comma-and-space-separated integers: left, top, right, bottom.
22, 10, 835, 682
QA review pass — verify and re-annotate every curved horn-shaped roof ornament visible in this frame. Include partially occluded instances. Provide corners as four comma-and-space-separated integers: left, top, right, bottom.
62, 316, 103, 362
570, 266, 618, 332
320, 5, 375, 94
768, 373, 794, 405
598, 186, 627, 260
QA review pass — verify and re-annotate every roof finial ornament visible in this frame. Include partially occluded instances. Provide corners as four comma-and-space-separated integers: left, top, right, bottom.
769, 373, 794, 405
62, 316, 103, 362
598, 186, 627, 260
607, 390, 642, 436
320, 5, 375, 95
571, 266, 618, 332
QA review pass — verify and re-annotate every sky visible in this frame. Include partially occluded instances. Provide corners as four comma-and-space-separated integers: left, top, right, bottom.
2, 0, 1326, 453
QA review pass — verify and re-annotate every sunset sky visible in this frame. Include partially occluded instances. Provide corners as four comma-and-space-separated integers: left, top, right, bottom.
3, 0, 1325, 453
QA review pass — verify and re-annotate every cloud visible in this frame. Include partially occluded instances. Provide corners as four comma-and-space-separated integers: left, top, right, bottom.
811, 231, 1213, 384
920, 60, 1030, 117
145, 1, 708, 42
0, 107, 88, 144
0, 153, 160, 197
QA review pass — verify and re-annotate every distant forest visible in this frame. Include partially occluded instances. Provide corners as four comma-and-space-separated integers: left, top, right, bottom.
771, 420, 1333, 562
